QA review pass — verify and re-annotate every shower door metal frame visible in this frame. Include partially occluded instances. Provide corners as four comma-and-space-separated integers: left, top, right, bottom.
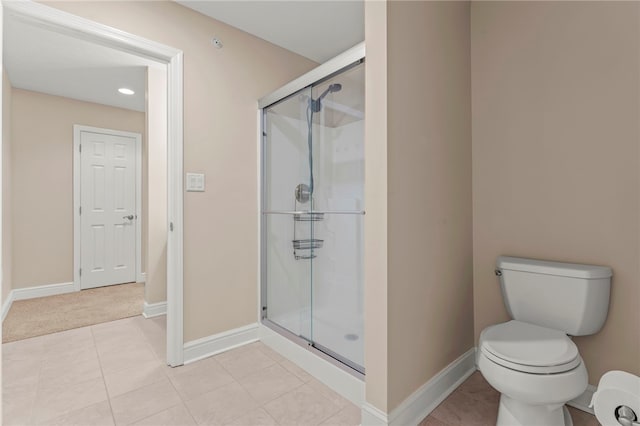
258, 42, 365, 377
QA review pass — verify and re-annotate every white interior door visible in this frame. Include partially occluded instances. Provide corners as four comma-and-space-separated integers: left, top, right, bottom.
80, 130, 137, 289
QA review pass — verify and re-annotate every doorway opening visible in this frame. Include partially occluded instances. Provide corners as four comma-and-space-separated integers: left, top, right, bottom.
1, 1, 184, 366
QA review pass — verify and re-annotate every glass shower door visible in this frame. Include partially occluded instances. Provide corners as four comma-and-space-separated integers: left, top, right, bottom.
308, 64, 365, 372
262, 60, 365, 373
263, 87, 314, 342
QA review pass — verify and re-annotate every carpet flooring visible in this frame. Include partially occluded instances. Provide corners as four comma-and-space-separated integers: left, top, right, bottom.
2, 282, 144, 343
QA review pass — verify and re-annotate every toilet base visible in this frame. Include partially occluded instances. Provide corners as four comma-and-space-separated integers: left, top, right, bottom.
497, 395, 573, 426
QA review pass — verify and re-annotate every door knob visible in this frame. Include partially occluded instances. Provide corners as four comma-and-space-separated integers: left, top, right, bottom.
123, 215, 134, 220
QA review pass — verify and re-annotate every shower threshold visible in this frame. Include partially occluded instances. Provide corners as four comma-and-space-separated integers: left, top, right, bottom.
261, 318, 365, 378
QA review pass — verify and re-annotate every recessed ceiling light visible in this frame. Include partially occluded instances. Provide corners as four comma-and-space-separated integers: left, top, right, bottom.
118, 88, 135, 95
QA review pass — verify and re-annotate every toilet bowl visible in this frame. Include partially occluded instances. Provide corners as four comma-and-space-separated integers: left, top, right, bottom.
478, 321, 588, 426
478, 256, 612, 426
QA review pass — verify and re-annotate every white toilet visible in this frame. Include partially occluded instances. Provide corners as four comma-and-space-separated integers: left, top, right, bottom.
477, 256, 612, 426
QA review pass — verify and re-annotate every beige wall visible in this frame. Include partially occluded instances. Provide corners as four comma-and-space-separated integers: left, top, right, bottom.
11, 89, 145, 288
365, 0, 474, 412
471, 1, 640, 385
386, 1, 473, 410
2, 71, 13, 306
44, 1, 317, 341
145, 67, 168, 304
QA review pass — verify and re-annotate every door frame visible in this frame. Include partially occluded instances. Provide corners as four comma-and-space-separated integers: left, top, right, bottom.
73, 125, 143, 291
1, 0, 185, 366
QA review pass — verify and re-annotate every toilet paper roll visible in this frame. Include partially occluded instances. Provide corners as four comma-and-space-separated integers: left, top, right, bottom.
591, 371, 640, 426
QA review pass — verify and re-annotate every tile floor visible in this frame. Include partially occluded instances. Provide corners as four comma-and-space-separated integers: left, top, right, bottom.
419, 371, 600, 426
2, 316, 360, 425
2, 315, 600, 426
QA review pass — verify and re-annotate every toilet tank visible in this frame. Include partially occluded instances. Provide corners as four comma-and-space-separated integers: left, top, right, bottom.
496, 256, 612, 336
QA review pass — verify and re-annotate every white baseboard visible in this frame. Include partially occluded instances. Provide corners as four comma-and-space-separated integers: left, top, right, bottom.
2, 282, 76, 323
361, 402, 389, 426
390, 347, 476, 425
568, 384, 596, 415
259, 324, 365, 407
362, 347, 476, 426
137, 272, 146, 284
1, 291, 14, 322
12, 281, 75, 301
183, 323, 259, 364
143, 301, 167, 318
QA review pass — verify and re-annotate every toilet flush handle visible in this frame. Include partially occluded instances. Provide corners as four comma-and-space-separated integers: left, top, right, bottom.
616, 406, 640, 426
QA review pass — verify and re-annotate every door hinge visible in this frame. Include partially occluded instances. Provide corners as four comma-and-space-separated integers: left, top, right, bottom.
170, 222, 174, 232
79, 268, 82, 277
79, 144, 82, 153
79, 206, 82, 215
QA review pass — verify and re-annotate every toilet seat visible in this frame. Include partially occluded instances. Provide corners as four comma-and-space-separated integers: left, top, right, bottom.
480, 320, 580, 374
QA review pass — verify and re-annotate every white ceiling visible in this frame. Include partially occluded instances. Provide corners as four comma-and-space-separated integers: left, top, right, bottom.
3, 14, 160, 112
3, 1, 364, 112
176, 1, 364, 63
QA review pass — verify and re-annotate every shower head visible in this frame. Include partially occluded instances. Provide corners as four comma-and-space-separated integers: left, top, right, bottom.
310, 83, 342, 112
318, 84, 342, 102
325, 83, 342, 94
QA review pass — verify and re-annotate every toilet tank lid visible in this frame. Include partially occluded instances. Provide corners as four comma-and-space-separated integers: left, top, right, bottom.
497, 256, 612, 279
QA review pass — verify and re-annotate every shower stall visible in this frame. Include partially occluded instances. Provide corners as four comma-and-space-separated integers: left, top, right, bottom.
260, 51, 365, 374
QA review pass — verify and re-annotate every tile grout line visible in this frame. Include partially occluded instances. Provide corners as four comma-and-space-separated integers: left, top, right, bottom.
27, 340, 46, 426
319, 405, 358, 426
164, 366, 199, 425
11, 326, 100, 424
93, 317, 161, 378
104, 316, 180, 424
30, 331, 101, 424
89, 324, 118, 426
276, 357, 314, 383
129, 400, 186, 425
310, 394, 346, 426
104, 375, 180, 424
134, 315, 166, 361
252, 343, 348, 424
233, 363, 308, 410
209, 354, 267, 425
179, 345, 292, 425
137, 315, 200, 426
255, 368, 342, 426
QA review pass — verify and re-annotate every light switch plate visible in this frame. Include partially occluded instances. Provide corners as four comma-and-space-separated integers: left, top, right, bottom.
186, 173, 205, 192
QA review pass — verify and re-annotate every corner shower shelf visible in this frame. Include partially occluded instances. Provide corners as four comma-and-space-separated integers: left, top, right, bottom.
292, 238, 323, 260
294, 253, 317, 260
292, 239, 324, 250
261, 207, 366, 261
